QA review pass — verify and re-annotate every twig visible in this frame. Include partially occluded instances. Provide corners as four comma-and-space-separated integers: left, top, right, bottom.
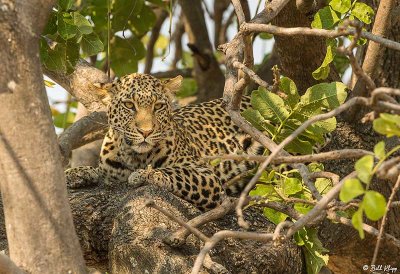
58, 112, 108, 166
240, 23, 400, 51
371, 174, 400, 264
285, 172, 358, 238
151, 68, 193, 79
326, 211, 400, 248
252, 201, 303, 220
309, 171, 340, 186
144, 199, 210, 243
144, 9, 169, 74
191, 230, 274, 274
273, 221, 293, 241
233, 61, 273, 90
166, 198, 235, 247
206, 149, 373, 164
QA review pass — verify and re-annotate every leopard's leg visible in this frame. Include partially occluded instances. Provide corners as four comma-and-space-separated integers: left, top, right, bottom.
128, 164, 225, 211
65, 166, 100, 188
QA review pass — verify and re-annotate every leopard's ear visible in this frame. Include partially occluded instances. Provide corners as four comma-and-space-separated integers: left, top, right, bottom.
91, 82, 113, 105
163, 75, 183, 94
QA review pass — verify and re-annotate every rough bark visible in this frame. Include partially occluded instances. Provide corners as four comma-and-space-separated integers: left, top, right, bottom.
320, 120, 400, 273
0, 0, 86, 272
70, 184, 304, 273
179, 0, 225, 102
375, 0, 400, 89
319, 1, 400, 268
271, 0, 340, 93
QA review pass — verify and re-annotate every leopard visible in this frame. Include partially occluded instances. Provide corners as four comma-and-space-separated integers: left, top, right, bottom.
65, 73, 266, 211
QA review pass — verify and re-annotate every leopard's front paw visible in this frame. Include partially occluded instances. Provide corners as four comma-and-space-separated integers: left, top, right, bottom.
65, 166, 99, 189
128, 169, 148, 188
128, 168, 164, 188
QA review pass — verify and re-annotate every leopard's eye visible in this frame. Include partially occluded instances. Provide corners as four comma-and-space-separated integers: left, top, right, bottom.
154, 102, 163, 110
123, 101, 135, 110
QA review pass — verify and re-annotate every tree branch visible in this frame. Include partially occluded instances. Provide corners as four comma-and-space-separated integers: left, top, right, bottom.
144, 9, 169, 74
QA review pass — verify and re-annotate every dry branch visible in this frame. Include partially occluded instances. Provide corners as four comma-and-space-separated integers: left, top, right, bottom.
371, 174, 400, 264
144, 9, 169, 74
58, 112, 108, 166
206, 149, 374, 164
44, 60, 109, 113
241, 23, 400, 51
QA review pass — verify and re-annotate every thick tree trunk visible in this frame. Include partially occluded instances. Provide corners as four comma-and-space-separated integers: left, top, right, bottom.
0, 1, 86, 272
271, 0, 340, 93
70, 185, 304, 273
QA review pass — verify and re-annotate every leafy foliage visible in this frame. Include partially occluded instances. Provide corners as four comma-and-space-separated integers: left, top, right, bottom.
338, 114, 400, 238
311, 0, 375, 79
249, 161, 332, 274
294, 228, 329, 274
41, 0, 163, 76
243, 79, 348, 155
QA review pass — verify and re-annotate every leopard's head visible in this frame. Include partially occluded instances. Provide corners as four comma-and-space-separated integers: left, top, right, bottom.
94, 73, 182, 153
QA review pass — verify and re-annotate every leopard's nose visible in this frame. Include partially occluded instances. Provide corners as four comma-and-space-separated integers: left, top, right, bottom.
138, 128, 153, 138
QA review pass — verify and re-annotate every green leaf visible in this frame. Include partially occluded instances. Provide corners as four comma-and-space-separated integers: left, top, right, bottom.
263, 208, 288, 225
296, 228, 329, 274
299, 82, 348, 114
58, 0, 74, 10
339, 178, 365, 202
130, 5, 157, 35
44, 80, 56, 88
294, 203, 313, 214
329, 0, 351, 13
308, 163, 324, 173
374, 141, 385, 160
351, 2, 375, 24
279, 77, 299, 109
351, 207, 365, 239
249, 184, 276, 197
242, 108, 275, 133
66, 39, 80, 72
58, 12, 78, 40
355, 155, 374, 184
43, 11, 58, 35
285, 137, 314, 155
312, 44, 335, 80
251, 87, 290, 124
283, 178, 303, 196
81, 33, 104, 56
112, 0, 144, 31
315, 178, 332, 195
373, 113, 400, 137
311, 6, 340, 29
333, 54, 350, 75
110, 36, 145, 76
73, 12, 93, 35
40, 39, 67, 72
363, 191, 386, 221
209, 158, 221, 167
53, 111, 76, 128
259, 33, 273, 40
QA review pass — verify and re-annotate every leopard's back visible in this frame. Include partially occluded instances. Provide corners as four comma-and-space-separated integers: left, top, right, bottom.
173, 96, 263, 190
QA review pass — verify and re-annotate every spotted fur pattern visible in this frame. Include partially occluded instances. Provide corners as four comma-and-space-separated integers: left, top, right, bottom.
66, 73, 264, 210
